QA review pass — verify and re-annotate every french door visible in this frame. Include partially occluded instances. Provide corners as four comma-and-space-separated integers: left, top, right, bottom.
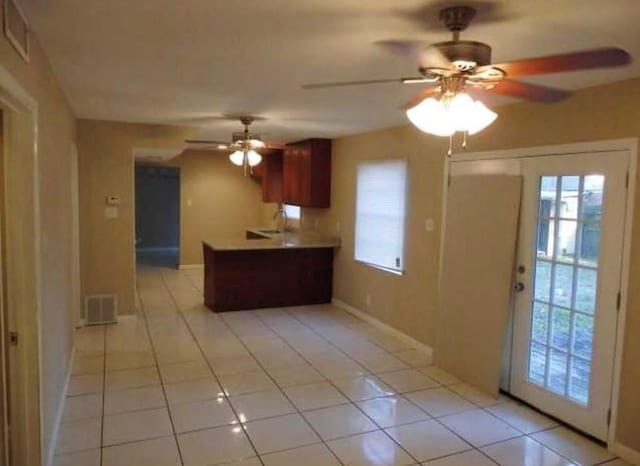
450, 149, 629, 441
510, 152, 628, 440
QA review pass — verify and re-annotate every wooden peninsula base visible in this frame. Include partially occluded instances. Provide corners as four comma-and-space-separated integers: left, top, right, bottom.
203, 239, 336, 312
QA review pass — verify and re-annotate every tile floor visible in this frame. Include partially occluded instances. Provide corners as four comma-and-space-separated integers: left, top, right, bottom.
53, 266, 631, 466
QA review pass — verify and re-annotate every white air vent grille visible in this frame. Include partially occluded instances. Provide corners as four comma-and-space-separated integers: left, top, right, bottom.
85, 294, 118, 325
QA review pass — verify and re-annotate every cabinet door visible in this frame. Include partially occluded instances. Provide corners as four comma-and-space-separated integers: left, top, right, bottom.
298, 248, 333, 303
262, 150, 283, 203
283, 146, 303, 205
283, 139, 331, 207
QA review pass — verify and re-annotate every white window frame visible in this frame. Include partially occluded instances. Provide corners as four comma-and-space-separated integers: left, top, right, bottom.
354, 158, 409, 275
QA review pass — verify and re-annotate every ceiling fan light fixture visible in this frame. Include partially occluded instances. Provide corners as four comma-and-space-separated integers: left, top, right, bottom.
466, 100, 497, 135
248, 138, 266, 149
406, 92, 496, 137
229, 150, 245, 166
247, 150, 262, 166
229, 149, 263, 168
406, 97, 455, 136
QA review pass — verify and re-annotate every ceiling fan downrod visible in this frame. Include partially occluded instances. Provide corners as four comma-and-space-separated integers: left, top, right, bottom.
439, 5, 476, 42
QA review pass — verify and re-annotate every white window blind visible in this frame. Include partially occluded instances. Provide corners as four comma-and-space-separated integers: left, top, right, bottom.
354, 159, 408, 273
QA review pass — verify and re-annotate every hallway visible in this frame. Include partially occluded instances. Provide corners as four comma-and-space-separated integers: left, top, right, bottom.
53, 267, 627, 466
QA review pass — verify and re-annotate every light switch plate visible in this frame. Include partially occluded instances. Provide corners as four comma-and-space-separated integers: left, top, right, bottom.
425, 218, 435, 232
105, 206, 119, 218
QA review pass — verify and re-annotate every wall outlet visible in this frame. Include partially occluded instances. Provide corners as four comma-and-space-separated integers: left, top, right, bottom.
336, 221, 341, 232
365, 293, 371, 306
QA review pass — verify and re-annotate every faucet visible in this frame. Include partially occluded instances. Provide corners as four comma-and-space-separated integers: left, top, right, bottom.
272, 206, 289, 233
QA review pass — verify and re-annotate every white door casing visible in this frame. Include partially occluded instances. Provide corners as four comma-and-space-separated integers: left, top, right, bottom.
446, 139, 635, 447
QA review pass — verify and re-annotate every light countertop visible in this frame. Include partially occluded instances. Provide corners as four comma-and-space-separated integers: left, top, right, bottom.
203, 230, 340, 251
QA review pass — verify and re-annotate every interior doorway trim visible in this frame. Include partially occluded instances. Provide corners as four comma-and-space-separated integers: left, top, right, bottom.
443, 138, 637, 453
0, 64, 42, 465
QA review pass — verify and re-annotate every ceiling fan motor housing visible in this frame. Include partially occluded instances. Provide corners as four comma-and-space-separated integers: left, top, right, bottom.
434, 40, 492, 70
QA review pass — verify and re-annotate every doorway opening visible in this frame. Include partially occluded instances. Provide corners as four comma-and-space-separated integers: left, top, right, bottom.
0, 108, 9, 466
0, 69, 42, 466
135, 164, 181, 268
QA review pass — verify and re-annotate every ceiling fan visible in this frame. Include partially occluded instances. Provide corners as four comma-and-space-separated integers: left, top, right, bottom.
185, 116, 284, 175
302, 5, 631, 149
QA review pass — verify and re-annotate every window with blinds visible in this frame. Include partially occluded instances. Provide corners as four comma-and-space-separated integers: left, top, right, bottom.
354, 159, 408, 273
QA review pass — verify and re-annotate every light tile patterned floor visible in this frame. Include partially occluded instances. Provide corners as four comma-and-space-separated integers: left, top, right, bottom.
53, 266, 631, 466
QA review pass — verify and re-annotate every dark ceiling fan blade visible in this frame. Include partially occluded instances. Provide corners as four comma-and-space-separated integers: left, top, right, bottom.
401, 85, 441, 110
490, 79, 572, 103
185, 139, 230, 145
420, 45, 455, 70
488, 47, 631, 78
376, 39, 424, 59
376, 40, 454, 70
302, 77, 425, 89
302, 78, 399, 89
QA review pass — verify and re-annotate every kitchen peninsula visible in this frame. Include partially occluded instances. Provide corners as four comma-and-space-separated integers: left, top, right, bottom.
203, 230, 340, 312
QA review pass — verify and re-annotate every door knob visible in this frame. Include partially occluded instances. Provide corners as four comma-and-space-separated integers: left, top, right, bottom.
514, 282, 525, 292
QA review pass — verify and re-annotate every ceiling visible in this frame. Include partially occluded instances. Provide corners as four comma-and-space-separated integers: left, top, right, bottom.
20, 0, 640, 143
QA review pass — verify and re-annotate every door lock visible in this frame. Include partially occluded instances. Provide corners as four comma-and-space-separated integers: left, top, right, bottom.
514, 282, 525, 292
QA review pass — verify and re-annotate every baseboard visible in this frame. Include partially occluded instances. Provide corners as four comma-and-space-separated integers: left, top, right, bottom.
332, 298, 433, 360
611, 441, 640, 465
45, 344, 76, 466
179, 264, 204, 270
136, 247, 179, 253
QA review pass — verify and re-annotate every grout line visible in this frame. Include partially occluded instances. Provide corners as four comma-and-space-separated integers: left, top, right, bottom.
137, 267, 614, 466
156, 268, 267, 466
98, 324, 106, 466
249, 309, 419, 465
176, 312, 339, 462
205, 317, 345, 465
134, 280, 186, 466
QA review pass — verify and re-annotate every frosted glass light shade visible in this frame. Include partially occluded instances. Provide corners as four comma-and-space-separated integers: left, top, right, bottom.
406, 97, 455, 136
229, 150, 244, 166
247, 150, 262, 166
406, 92, 497, 137
229, 150, 262, 167
466, 101, 497, 135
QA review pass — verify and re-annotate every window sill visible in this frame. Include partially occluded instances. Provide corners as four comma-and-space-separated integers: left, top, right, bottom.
355, 260, 405, 276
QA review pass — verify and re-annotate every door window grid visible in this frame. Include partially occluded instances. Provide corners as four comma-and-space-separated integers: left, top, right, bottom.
528, 175, 603, 405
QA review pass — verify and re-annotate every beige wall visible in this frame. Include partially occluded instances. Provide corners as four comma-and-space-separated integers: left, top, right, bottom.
0, 18, 77, 463
309, 77, 640, 452
77, 121, 197, 316
169, 149, 266, 265
78, 125, 268, 312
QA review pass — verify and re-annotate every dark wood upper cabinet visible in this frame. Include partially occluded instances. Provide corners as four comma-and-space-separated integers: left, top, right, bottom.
260, 150, 284, 203
283, 138, 331, 208
250, 149, 284, 203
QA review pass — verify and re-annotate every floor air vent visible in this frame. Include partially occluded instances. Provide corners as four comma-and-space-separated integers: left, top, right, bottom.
85, 294, 118, 325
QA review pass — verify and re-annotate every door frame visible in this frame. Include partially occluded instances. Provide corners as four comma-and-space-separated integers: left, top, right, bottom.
443, 138, 637, 450
0, 64, 42, 465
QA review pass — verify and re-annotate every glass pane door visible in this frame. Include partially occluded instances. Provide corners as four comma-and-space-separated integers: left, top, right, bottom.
529, 175, 603, 405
